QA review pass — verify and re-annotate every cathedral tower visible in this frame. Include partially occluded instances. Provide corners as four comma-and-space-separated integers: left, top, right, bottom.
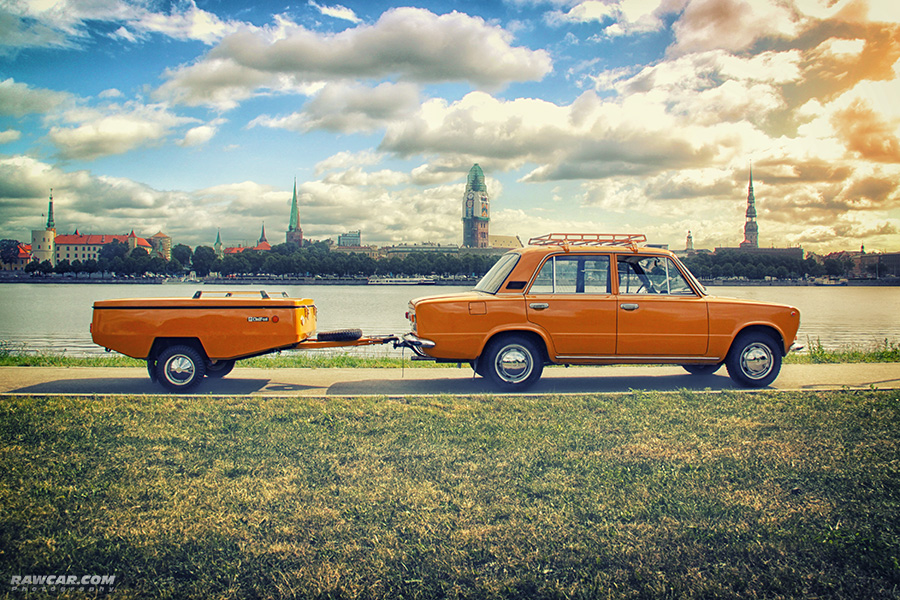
740, 168, 759, 249
462, 164, 489, 248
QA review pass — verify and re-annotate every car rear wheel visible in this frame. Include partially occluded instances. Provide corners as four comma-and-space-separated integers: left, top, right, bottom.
157, 345, 206, 392
483, 335, 543, 391
726, 332, 781, 388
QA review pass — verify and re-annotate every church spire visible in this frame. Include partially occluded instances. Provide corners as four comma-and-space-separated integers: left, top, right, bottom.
285, 178, 303, 247
288, 178, 300, 231
46, 189, 55, 231
741, 166, 759, 249
259, 222, 267, 244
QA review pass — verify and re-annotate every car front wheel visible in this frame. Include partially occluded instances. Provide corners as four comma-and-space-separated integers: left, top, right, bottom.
157, 345, 206, 392
726, 332, 781, 388
483, 335, 543, 391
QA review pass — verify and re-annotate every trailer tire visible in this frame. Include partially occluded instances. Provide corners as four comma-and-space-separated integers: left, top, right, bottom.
206, 359, 235, 379
317, 328, 363, 342
157, 345, 206, 392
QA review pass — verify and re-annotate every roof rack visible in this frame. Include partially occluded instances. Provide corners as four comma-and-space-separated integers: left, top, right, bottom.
528, 233, 647, 251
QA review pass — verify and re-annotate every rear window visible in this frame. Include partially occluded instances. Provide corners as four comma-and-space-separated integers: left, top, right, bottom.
473, 253, 520, 294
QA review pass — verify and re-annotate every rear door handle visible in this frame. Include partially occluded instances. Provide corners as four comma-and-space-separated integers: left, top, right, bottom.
620, 303, 639, 311
529, 302, 549, 310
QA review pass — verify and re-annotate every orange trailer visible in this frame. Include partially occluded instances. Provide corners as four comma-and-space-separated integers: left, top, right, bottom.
91, 290, 396, 391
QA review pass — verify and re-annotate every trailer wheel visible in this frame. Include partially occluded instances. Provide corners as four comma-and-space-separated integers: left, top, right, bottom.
157, 345, 206, 392
206, 359, 235, 379
317, 328, 363, 342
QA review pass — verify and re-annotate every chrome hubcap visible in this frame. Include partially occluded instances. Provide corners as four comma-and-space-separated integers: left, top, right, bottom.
495, 345, 533, 383
741, 343, 773, 379
165, 355, 195, 385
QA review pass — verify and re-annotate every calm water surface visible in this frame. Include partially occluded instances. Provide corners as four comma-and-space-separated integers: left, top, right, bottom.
0, 283, 897, 356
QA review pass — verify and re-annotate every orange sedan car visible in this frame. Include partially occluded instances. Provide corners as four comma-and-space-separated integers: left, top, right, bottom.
401, 233, 802, 390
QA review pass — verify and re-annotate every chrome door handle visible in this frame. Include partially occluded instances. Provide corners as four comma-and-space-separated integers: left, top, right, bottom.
529, 302, 550, 310
620, 303, 639, 311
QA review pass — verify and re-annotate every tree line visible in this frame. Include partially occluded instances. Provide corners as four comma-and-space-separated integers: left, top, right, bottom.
7, 239, 501, 279
681, 249, 846, 280
3, 237, 866, 281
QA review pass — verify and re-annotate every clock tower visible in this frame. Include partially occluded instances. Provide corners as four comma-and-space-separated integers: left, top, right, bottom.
462, 164, 489, 248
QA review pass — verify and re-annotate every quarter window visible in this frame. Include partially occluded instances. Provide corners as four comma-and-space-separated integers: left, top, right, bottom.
530, 256, 611, 294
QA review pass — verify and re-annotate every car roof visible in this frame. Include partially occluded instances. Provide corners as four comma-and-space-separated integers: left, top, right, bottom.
515, 233, 676, 258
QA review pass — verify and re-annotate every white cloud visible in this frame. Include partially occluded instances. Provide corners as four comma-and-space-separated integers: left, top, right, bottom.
0, 129, 22, 144
0, 0, 242, 52
314, 150, 384, 174
669, 0, 800, 56
251, 82, 421, 134
48, 103, 195, 160
548, 0, 683, 37
308, 1, 362, 24
178, 118, 226, 147
0, 78, 71, 116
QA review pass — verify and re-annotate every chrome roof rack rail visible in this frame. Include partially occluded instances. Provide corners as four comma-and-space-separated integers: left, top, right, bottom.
527, 233, 647, 252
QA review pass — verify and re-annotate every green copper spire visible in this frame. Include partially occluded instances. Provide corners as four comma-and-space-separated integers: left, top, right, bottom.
466, 164, 487, 192
46, 189, 55, 230
288, 178, 300, 231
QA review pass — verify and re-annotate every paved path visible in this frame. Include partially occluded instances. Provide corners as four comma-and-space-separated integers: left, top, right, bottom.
1, 363, 898, 396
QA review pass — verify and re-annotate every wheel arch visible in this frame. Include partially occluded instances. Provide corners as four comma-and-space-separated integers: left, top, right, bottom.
148, 337, 208, 362
730, 324, 786, 356
481, 329, 551, 365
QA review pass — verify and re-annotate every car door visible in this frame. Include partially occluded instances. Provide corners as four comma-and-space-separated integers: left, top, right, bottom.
615, 254, 709, 356
525, 254, 617, 358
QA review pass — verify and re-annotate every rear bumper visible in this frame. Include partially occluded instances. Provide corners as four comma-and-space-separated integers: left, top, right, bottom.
394, 333, 436, 357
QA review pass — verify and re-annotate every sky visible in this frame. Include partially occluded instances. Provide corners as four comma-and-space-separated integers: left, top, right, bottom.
1, 0, 899, 254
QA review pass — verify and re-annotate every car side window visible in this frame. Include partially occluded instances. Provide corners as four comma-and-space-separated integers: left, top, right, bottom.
530, 256, 610, 294
618, 256, 696, 295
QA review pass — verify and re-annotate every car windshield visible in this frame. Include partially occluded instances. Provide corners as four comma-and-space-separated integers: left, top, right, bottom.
473, 253, 520, 294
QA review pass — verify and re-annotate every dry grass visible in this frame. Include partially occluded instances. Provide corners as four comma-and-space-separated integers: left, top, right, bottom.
1, 390, 898, 599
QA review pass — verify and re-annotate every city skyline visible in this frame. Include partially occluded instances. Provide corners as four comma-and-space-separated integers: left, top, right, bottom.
1, 0, 899, 253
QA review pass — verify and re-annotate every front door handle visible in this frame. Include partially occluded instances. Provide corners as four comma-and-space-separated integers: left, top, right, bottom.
529, 302, 550, 310
620, 303, 639, 311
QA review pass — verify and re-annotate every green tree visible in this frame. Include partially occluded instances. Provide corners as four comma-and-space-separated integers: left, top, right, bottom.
54, 259, 71, 274
0, 239, 20, 265
191, 246, 218, 277
99, 239, 128, 262
172, 244, 192, 265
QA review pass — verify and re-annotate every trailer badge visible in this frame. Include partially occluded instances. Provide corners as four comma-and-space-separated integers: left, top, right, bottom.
247, 316, 269, 322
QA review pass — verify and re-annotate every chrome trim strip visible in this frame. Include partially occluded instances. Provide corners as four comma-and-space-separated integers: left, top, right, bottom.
555, 355, 722, 362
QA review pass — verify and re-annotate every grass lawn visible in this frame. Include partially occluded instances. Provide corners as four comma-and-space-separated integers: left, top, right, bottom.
1, 390, 899, 599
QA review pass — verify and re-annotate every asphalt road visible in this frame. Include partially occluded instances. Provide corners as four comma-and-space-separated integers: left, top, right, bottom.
1, 363, 898, 396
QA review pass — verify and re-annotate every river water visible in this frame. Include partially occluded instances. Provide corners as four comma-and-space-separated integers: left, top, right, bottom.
0, 282, 898, 357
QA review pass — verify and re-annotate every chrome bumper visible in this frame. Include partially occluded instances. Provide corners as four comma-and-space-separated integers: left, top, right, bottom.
394, 333, 436, 357
789, 342, 805, 354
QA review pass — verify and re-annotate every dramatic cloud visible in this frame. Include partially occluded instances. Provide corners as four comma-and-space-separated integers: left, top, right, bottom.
156, 8, 552, 109
669, 0, 799, 56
